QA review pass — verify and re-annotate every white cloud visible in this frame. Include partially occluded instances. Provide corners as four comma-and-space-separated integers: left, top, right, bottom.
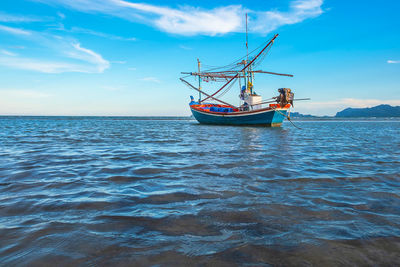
251, 0, 323, 34
35, 0, 324, 36
111, 60, 126, 64
65, 26, 136, 41
0, 12, 44, 23
57, 12, 66, 19
11, 45, 26, 49
128, 67, 137, 71
387, 60, 400, 64
0, 56, 94, 73
141, 76, 160, 83
0, 49, 17, 56
116, 1, 243, 36
68, 42, 110, 72
0, 24, 31, 36
0, 25, 109, 73
0, 89, 50, 98
179, 45, 192, 50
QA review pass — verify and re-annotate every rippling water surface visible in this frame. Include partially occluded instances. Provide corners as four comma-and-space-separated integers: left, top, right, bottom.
1, 116, 399, 265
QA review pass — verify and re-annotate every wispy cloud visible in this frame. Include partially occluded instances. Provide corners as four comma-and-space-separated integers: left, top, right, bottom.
141, 76, 160, 83
179, 45, 192, 50
0, 24, 31, 36
251, 0, 324, 34
387, 60, 400, 64
67, 42, 109, 72
0, 56, 100, 73
10, 45, 26, 49
57, 12, 66, 19
111, 60, 126, 64
0, 12, 44, 23
0, 25, 109, 73
0, 89, 51, 98
61, 26, 136, 41
0, 49, 17, 56
35, 0, 324, 36
116, 1, 243, 36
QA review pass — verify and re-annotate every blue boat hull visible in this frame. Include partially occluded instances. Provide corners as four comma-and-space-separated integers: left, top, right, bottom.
190, 106, 287, 127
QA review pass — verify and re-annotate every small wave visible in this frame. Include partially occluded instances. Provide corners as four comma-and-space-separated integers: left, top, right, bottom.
137, 192, 220, 204
133, 167, 166, 175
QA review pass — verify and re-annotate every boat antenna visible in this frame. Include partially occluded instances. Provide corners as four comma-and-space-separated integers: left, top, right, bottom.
245, 13, 250, 94
197, 58, 201, 102
246, 13, 248, 63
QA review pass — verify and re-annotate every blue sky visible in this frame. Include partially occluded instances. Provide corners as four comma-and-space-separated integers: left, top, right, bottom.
0, 0, 399, 116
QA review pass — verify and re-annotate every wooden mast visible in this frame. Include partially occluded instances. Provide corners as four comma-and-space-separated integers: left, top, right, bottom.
197, 58, 201, 102
245, 13, 250, 94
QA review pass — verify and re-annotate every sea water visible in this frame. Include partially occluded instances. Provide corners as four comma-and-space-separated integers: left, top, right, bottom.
0, 116, 399, 265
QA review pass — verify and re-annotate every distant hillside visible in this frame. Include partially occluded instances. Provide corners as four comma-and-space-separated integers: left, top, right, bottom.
335, 104, 400, 117
290, 112, 315, 118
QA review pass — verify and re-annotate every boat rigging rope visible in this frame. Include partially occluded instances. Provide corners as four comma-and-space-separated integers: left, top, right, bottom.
215, 77, 238, 99
201, 37, 274, 73
180, 78, 238, 108
201, 35, 278, 103
252, 44, 273, 69
273, 108, 302, 129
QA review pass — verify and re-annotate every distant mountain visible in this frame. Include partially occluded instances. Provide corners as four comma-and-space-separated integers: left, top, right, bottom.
335, 104, 400, 117
290, 112, 331, 119
290, 112, 315, 118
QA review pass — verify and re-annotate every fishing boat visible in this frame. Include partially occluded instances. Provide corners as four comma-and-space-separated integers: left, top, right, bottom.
180, 21, 307, 127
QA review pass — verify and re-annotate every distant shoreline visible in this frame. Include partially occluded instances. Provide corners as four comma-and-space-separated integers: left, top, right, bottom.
2, 105, 399, 119
1, 115, 400, 122
291, 117, 400, 121
291, 104, 400, 119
